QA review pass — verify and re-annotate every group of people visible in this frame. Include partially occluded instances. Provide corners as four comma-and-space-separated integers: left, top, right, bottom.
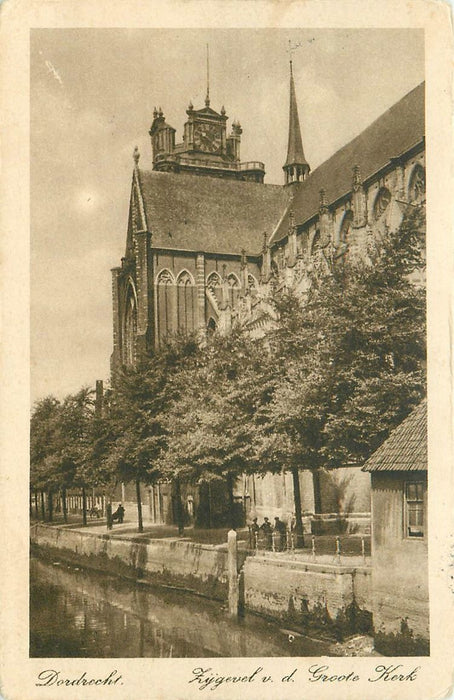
249, 516, 288, 551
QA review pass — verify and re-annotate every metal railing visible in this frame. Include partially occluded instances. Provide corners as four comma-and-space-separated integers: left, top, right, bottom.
247, 527, 369, 565
153, 153, 265, 173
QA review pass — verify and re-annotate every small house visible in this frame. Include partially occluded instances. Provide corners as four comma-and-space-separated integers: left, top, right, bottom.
363, 400, 429, 655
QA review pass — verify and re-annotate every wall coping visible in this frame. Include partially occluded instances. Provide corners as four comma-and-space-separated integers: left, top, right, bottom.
248, 553, 371, 575
30, 523, 226, 553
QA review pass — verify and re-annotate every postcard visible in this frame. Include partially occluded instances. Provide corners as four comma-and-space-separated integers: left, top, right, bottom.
0, 1, 453, 698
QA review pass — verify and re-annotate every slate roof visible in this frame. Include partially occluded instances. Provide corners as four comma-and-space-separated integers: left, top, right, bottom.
362, 399, 427, 473
273, 82, 425, 243
138, 170, 290, 255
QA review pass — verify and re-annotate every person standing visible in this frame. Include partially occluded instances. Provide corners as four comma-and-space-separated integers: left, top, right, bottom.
260, 517, 272, 550
274, 516, 287, 551
249, 517, 259, 548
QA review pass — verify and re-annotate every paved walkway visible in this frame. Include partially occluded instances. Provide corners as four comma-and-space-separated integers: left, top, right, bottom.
32, 516, 371, 560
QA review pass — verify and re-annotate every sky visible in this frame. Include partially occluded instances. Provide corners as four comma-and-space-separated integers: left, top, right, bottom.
30, 28, 424, 404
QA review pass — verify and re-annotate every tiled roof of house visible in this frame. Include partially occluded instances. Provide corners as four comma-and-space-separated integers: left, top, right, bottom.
138, 170, 289, 255
362, 399, 427, 472
272, 82, 425, 243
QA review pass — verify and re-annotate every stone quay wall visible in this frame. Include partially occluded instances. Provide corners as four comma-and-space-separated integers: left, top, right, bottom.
242, 553, 372, 636
30, 523, 234, 600
31, 523, 372, 636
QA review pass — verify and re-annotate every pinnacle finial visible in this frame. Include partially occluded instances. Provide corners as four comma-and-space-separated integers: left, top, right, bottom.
153, 106, 158, 119
133, 146, 140, 165
188, 100, 193, 110
158, 107, 163, 117
352, 164, 362, 190
221, 105, 226, 115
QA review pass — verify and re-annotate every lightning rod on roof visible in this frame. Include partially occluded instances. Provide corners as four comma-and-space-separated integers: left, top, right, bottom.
205, 44, 210, 107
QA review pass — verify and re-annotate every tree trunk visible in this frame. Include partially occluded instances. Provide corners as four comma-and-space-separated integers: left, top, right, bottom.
48, 490, 53, 522
207, 482, 212, 528
40, 491, 45, 521
106, 501, 113, 530
226, 473, 236, 530
34, 490, 39, 519
291, 467, 305, 548
82, 486, 87, 526
62, 486, 68, 524
174, 476, 184, 536
29, 490, 33, 519
312, 469, 322, 514
136, 479, 143, 533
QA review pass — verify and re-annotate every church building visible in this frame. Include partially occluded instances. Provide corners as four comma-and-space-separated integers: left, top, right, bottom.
110, 60, 425, 528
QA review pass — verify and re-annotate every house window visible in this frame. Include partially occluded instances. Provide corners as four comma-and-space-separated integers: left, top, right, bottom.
405, 481, 425, 538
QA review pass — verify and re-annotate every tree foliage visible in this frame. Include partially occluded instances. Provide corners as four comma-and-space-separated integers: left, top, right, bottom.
31, 205, 426, 532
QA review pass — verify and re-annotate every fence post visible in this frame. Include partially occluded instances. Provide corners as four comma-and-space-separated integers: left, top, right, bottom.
227, 529, 239, 618
361, 536, 366, 563
335, 535, 341, 563
311, 535, 316, 560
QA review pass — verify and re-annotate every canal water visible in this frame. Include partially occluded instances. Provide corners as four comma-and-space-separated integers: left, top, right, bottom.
30, 555, 332, 658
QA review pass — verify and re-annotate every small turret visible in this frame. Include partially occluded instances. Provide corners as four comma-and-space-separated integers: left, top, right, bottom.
149, 108, 176, 166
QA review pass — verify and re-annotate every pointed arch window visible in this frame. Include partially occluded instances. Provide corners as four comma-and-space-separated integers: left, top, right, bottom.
176, 270, 195, 334
311, 230, 321, 258
123, 284, 137, 366
337, 210, 354, 265
227, 273, 241, 308
248, 273, 258, 297
408, 164, 425, 203
156, 269, 176, 342
206, 271, 222, 306
373, 187, 392, 219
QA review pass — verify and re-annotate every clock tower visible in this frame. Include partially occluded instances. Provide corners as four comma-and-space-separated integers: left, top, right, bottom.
149, 90, 265, 182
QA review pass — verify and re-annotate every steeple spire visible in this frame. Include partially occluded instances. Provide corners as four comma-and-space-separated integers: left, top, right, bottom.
283, 60, 310, 186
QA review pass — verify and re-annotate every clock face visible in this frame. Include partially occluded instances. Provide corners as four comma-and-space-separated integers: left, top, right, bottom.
194, 123, 222, 153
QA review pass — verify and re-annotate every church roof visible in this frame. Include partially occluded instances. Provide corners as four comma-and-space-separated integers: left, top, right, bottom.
362, 399, 427, 473
284, 62, 309, 169
273, 81, 425, 243
137, 170, 290, 255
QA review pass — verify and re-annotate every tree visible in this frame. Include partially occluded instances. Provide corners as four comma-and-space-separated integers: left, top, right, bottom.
253, 204, 426, 542
30, 396, 61, 520
105, 335, 198, 533
161, 329, 266, 529
56, 388, 96, 525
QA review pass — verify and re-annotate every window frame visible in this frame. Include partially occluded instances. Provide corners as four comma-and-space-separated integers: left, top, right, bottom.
404, 479, 426, 539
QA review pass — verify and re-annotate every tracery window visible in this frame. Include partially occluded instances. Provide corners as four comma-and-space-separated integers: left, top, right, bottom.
123, 284, 137, 366
373, 187, 392, 219
206, 271, 222, 305
227, 273, 241, 308
408, 164, 425, 203
339, 210, 353, 244
156, 269, 176, 341
248, 274, 258, 297
177, 270, 195, 334
311, 230, 321, 258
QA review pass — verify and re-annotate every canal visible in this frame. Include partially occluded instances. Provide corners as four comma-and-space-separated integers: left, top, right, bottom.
30, 554, 332, 658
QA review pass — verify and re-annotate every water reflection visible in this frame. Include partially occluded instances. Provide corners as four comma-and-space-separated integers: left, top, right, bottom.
30, 555, 331, 658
